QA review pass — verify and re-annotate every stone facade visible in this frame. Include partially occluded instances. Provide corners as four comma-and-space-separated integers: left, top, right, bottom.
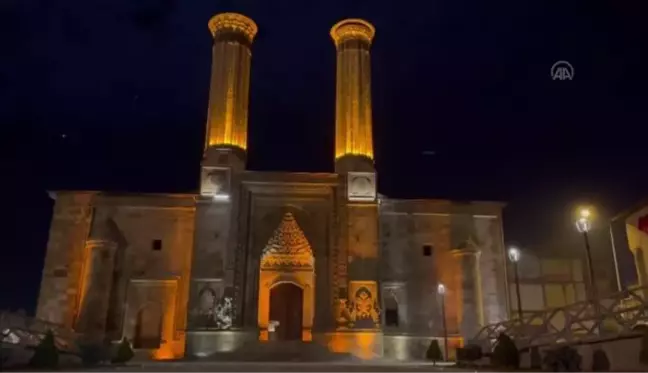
37, 184, 508, 360
35, 13, 510, 361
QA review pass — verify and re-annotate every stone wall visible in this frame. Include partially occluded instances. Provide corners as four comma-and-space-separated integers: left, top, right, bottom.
379, 199, 508, 341
36, 192, 94, 327
101, 198, 194, 359
37, 192, 195, 359
234, 172, 338, 332
383, 334, 463, 361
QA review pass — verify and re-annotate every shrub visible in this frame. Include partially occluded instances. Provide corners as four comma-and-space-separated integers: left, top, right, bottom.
591, 348, 610, 371
78, 341, 110, 367
640, 329, 648, 365
543, 346, 582, 372
491, 333, 519, 369
112, 337, 134, 364
456, 344, 482, 367
29, 330, 59, 369
425, 339, 443, 364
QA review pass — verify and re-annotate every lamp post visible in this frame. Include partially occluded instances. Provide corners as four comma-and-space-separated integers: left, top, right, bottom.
437, 283, 448, 361
575, 208, 598, 302
508, 246, 524, 322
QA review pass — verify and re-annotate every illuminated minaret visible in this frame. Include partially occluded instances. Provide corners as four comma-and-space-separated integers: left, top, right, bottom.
203, 13, 257, 171
331, 19, 382, 343
330, 19, 376, 173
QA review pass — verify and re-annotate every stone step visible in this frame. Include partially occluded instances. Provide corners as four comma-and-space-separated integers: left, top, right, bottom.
200, 341, 361, 362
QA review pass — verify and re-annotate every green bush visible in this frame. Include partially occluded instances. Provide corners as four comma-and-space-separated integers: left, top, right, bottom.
78, 341, 110, 367
29, 330, 59, 369
112, 337, 134, 364
425, 339, 443, 364
491, 333, 519, 369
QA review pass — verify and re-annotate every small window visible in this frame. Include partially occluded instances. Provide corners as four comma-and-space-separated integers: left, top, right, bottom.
423, 245, 433, 257
152, 239, 162, 251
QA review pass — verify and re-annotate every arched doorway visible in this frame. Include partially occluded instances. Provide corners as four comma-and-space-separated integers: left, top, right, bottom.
258, 212, 315, 341
134, 303, 162, 349
270, 283, 303, 340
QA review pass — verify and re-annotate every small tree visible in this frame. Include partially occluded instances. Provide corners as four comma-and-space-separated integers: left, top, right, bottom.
543, 346, 581, 372
640, 329, 648, 365
29, 330, 59, 369
426, 339, 443, 365
112, 337, 134, 364
78, 340, 110, 367
491, 333, 519, 369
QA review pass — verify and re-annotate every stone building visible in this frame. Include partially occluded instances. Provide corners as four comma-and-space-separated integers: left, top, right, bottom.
611, 200, 648, 291
35, 13, 510, 360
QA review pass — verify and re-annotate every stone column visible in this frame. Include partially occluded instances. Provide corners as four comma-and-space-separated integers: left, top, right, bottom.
76, 239, 117, 338
452, 246, 484, 344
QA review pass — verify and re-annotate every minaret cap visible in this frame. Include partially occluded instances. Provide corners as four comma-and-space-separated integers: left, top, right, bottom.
330, 18, 375, 47
208, 13, 258, 43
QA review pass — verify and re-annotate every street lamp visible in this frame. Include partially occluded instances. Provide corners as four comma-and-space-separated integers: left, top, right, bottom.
437, 283, 448, 361
575, 207, 598, 302
508, 246, 524, 322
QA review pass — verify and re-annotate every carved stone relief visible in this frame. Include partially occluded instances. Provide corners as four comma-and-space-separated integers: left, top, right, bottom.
347, 172, 376, 202
188, 281, 232, 329
200, 167, 231, 198
336, 281, 380, 329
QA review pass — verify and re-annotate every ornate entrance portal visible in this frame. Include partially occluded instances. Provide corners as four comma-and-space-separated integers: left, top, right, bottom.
269, 283, 303, 340
258, 213, 314, 342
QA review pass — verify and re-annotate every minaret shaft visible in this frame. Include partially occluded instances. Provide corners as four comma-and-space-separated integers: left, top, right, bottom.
205, 13, 257, 152
331, 20, 376, 162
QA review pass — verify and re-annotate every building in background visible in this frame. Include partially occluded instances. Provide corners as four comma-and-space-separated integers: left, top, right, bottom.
34, 14, 509, 361
508, 252, 588, 316
610, 200, 648, 291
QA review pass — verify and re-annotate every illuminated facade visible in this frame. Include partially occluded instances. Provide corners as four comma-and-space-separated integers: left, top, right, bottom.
35, 13, 509, 361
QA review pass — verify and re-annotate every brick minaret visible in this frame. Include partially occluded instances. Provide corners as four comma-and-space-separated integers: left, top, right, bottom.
203, 13, 257, 170
331, 19, 376, 173
331, 20, 381, 349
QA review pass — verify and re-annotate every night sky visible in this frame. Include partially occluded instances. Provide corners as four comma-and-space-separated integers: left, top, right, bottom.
2, 0, 648, 312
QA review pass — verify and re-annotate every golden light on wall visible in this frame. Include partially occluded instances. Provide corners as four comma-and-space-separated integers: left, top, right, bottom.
205, 13, 257, 151
331, 19, 376, 160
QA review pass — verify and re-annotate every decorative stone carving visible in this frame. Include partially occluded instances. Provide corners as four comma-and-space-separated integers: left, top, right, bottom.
200, 167, 230, 198
347, 172, 376, 202
336, 282, 381, 329
189, 293, 233, 330
330, 18, 376, 46
208, 13, 258, 42
260, 213, 314, 269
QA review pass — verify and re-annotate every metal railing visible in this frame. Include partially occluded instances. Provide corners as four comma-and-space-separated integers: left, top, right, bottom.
472, 286, 648, 351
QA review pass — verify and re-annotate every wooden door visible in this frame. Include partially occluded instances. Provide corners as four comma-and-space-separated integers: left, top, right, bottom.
269, 283, 303, 340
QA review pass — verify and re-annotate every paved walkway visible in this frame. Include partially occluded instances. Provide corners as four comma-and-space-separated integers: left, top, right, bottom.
15, 361, 468, 373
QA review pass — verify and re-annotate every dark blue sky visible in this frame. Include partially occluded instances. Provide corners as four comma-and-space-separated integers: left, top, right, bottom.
2, 0, 648, 311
